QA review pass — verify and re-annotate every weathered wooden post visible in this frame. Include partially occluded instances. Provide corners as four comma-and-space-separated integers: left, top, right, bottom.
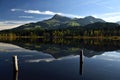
13, 71, 18, 80
13, 55, 18, 72
80, 50, 84, 75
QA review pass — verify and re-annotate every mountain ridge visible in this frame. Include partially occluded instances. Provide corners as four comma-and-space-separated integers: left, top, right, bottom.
12, 14, 106, 30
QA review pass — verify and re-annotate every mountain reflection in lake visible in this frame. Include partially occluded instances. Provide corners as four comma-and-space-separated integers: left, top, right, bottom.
0, 38, 120, 80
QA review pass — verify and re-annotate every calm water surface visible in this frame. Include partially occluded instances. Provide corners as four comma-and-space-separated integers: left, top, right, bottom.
0, 38, 120, 80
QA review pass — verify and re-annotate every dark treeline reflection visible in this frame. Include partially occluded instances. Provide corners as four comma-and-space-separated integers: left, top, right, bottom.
0, 38, 120, 58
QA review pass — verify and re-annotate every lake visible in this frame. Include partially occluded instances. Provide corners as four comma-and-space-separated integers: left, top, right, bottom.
0, 38, 120, 80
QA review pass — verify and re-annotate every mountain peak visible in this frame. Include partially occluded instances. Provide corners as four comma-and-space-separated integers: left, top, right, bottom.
51, 14, 71, 22
11, 15, 106, 30
84, 16, 95, 19
52, 14, 64, 19
83, 16, 105, 23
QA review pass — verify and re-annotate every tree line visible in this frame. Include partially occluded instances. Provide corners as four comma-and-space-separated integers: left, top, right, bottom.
0, 22, 120, 39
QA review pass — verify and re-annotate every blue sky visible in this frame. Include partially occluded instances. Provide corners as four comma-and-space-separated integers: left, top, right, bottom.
0, 0, 120, 30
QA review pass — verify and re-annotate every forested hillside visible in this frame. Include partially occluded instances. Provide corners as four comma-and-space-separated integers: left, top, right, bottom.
0, 15, 119, 39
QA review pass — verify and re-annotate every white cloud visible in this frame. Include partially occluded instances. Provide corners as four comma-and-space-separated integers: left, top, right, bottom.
19, 16, 34, 19
102, 16, 120, 22
0, 16, 52, 30
11, 8, 23, 11
0, 20, 36, 30
24, 10, 62, 15
24, 10, 42, 14
103, 12, 120, 16
24, 10, 82, 18
11, 8, 83, 18
93, 12, 120, 22
0, 22, 18, 30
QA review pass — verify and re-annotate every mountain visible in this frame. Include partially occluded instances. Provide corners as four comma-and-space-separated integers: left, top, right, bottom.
74, 16, 105, 26
36, 14, 71, 29
12, 14, 105, 30
51, 14, 71, 22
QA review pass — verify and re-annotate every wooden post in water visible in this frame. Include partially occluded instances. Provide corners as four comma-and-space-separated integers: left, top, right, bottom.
13, 55, 18, 72
80, 50, 84, 63
13, 71, 18, 80
80, 50, 84, 75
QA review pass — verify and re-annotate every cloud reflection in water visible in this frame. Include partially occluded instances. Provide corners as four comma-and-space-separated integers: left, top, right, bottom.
25, 55, 79, 63
93, 51, 120, 61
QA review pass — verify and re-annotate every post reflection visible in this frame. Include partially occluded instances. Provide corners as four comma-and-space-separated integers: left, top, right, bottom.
13, 71, 18, 80
79, 50, 84, 75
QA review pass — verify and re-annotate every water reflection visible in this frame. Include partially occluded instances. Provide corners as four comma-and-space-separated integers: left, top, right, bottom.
25, 58, 55, 63
13, 71, 18, 80
93, 51, 120, 61
0, 38, 120, 51
79, 50, 84, 75
0, 38, 120, 58
0, 38, 120, 80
